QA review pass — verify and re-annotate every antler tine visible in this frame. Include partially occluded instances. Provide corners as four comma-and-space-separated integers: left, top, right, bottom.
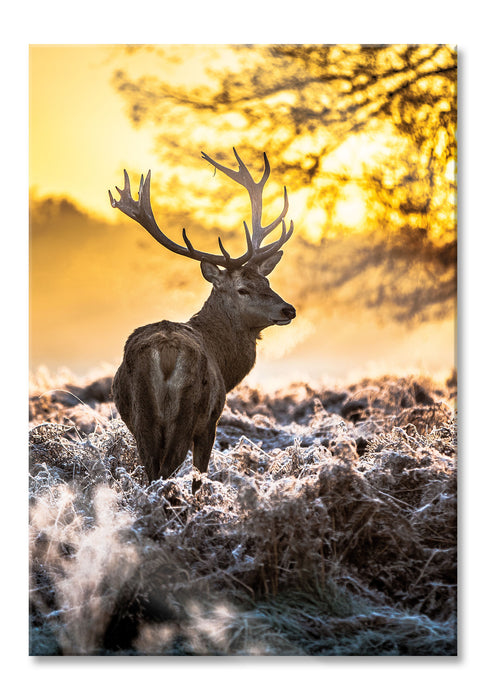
182, 229, 195, 254
251, 185, 290, 249
110, 168, 130, 208
124, 168, 131, 193
201, 150, 242, 185
201, 148, 267, 191
232, 147, 271, 189
218, 237, 232, 264
242, 221, 255, 257
218, 223, 254, 267
251, 219, 294, 265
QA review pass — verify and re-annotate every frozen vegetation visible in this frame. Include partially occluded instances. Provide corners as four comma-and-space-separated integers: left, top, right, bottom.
29, 370, 457, 655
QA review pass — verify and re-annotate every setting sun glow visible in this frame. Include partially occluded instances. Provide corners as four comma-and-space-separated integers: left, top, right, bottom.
335, 185, 367, 228
29, 45, 456, 385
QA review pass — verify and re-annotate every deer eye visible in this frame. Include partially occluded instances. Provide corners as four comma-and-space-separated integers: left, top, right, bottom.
238, 288, 250, 296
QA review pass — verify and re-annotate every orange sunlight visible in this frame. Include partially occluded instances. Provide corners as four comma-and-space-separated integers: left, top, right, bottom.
29, 45, 155, 219
29, 45, 456, 384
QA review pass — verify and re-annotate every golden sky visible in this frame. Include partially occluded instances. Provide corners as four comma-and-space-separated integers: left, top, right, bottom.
29, 45, 456, 386
30, 45, 155, 218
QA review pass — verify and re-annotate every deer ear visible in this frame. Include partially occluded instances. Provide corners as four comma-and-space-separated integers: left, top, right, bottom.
200, 261, 226, 288
254, 251, 283, 277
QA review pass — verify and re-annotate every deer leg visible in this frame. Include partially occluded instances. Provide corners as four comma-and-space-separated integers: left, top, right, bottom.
192, 432, 214, 472
158, 440, 191, 481
137, 423, 188, 482
192, 422, 217, 493
137, 439, 163, 483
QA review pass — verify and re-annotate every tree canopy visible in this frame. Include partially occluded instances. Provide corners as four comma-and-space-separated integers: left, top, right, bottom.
111, 44, 457, 324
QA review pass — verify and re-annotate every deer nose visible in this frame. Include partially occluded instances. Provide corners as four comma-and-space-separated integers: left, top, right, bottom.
282, 304, 296, 320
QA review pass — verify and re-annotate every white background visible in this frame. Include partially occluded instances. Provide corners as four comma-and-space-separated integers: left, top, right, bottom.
1, 3, 482, 698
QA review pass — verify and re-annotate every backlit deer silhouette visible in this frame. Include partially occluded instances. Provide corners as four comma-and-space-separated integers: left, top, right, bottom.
109, 149, 296, 484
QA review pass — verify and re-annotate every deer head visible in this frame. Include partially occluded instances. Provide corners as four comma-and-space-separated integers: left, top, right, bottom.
109, 149, 296, 339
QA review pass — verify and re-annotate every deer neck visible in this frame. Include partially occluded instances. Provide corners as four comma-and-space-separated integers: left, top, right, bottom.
189, 290, 258, 392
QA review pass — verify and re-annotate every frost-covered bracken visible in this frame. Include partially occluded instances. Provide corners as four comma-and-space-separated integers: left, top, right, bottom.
29, 371, 456, 656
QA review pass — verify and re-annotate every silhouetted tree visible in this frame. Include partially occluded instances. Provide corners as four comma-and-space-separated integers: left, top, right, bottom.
112, 44, 456, 324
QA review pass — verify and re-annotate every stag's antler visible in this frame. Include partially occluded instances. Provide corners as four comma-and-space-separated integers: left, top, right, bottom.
201, 148, 293, 256
109, 149, 293, 270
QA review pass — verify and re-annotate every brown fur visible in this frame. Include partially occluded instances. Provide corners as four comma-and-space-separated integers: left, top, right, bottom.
113, 261, 296, 482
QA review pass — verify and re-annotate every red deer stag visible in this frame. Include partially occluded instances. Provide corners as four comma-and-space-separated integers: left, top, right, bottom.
109, 149, 296, 485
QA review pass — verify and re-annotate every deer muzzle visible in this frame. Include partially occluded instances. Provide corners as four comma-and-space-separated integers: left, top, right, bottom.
273, 304, 296, 326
